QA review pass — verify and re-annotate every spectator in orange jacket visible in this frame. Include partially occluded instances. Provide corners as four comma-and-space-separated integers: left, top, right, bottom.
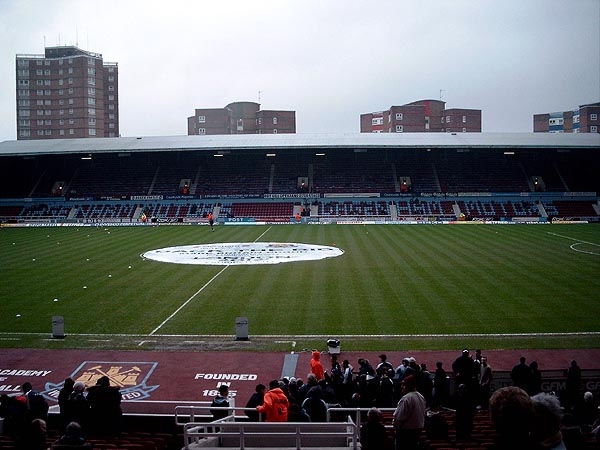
310, 350, 325, 381
256, 380, 289, 422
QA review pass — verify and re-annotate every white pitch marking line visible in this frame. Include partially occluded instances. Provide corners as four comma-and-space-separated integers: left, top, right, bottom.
548, 232, 600, 247
149, 265, 230, 336
148, 226, 273, 336
548, 232, 600, 255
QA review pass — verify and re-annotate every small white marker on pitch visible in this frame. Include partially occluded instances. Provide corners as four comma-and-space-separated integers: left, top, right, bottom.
16, 314, 21, 317
128, 265, 132, 269
83, 286, 87, 289
108, 274, 112, 278
53, 298, 58, 302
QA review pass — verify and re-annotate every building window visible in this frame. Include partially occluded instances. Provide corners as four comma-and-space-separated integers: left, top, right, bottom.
59, 119, 64, 125
45, 130, 52, 135
372, 117, 383, 126
109, 113, 115, 120
59, 129, 65, 135
36, 89, 44, 95
44, 69, 51, 75
273, 129, 278, 134
89, 128, 96, 136
273, 117, 278, 125
89, 118, 96, 125
18, 119, 30, 126
108, 104, 114, 110
108, 76, 114, 82
462, 116, 467, 123
18, 80, 29, 87
18, 89, 30, 96
44, 100, 51, 105
441, 117, 445, 123
88, 87, 96, 95
109, 123, 115, 129
44, 109, 51, 116
44, 119, 52, 125
58, 69, 63, 75
36, 79, 44, 86
395, 113, 403, 120
69, 119, 74, 124
88, 58, 95, 65
17, 59, 29, 67
446, 116, 451, 123
108, 67, 114, 72
108, 85, 114, 91
68, 88, 74, 94
462, 128, 467, 132
68, 98, 74, 105
44, 60, 50, 66
44, 89, 51, 95
68, 67, 73, 74
88, 78, 95, 85
198, 128, 206, 135
59, 109, 64, 115
59, 79, 64, 86
591, 125, 598, 132
17, 69, 30, 77
19, 130, 31, 137
591, 114, 598, 121
37, 130, 44, 136
68, 109, 74, 115
58, 89, 63, 95
88, 67, 96, 75
237, 119, 243, 131
395, 125, 403, 132
88, 98, 96, 105
18, 99, 30, 106
59, 99, 64, 105
68, 78, 73, 84
198, 115, 206, 123
69, 129, 74, 135
37, 120, 44, 125
37, 110, 44, 116
88, 108, 96, 115
18, 110, 31, 117
108, 95, 114, 101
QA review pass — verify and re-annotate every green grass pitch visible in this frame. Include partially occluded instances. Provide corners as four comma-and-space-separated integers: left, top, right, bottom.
1, 223, 599, 351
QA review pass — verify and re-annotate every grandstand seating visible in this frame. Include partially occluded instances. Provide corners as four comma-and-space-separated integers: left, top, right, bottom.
0, 147, 598, 223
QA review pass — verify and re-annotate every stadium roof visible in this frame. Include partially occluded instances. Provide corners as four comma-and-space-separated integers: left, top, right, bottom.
0, 132, 598, 157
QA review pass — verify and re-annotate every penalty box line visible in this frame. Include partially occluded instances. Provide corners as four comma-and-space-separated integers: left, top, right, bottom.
148, 226, 273, 336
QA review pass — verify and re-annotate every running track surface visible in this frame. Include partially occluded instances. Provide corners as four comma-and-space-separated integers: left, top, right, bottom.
2, 348, 599, 415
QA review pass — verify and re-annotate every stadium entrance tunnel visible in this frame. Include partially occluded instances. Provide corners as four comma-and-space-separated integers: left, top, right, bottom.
141, 242, 344, 265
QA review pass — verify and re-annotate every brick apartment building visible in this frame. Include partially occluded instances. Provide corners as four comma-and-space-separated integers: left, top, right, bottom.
187, 101, 296, 135
15, 46, 119, 140
533, 102, 600, 133
360, 99, 481, 133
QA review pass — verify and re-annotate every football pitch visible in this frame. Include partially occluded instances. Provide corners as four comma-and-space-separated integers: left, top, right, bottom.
1, 223, 599, 351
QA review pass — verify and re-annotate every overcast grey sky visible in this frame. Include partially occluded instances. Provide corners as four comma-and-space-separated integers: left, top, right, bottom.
1, 0, 599, 141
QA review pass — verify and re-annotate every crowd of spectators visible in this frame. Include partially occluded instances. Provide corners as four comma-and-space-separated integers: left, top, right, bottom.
1, 349, 598, 450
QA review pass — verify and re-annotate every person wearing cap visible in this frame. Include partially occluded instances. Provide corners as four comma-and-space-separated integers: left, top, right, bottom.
392, 374, 426, 450
68, 381, 90, 430
257, 379, 289, 422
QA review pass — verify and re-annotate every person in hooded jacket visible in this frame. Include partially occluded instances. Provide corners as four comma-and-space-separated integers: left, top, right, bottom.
257, 380, 290, 422
310, 350, 325, 381
302, 386, 328, 422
